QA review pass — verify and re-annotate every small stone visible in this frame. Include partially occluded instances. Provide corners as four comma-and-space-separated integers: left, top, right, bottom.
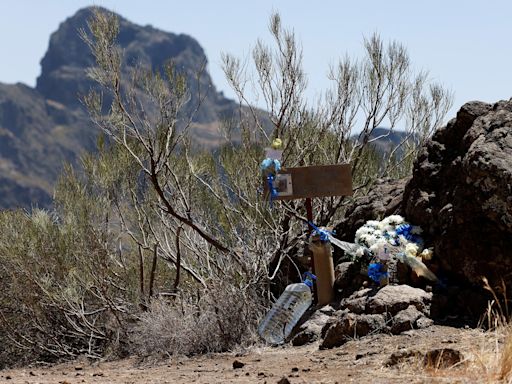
291, 367, 299, 372
391, 305, 423, 334
277, 377, 291, 384
416, 316, 434, 329
232, 360, 245, 369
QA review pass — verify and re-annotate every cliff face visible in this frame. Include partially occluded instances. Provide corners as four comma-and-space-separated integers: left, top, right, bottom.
0, 7, 239, 209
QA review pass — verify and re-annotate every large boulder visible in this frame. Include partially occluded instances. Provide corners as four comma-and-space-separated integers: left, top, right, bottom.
403, 100, 512, 288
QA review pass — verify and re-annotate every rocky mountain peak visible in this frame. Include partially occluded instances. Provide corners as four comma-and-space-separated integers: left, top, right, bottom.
0, 7, 238, 209
36, 7, 213, 114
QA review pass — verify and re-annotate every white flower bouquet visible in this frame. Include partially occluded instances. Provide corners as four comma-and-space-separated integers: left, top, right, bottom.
353, 215, 436, 284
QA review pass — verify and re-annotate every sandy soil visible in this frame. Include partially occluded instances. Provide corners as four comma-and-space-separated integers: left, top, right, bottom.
1, 325, 506, 384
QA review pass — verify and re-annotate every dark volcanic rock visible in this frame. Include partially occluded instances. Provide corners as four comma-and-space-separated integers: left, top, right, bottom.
390, 305, 424, 334
423, 348, 464, 369
320, 312, 387, 349
334, 261, 359, 289
291, 310, 332, 346
320, 285, 433, 348
403, 100, 512, 289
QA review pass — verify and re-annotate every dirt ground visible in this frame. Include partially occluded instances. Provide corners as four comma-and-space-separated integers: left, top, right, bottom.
1, 325, 508, 384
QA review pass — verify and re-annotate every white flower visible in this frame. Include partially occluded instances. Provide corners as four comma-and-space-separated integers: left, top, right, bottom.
355, 226, 374, 239
380, 224, 395, 233
359, 234, 378, 247
373, 229, 383, 237
366, 220, 381, 228
386, 215, 405, 225
405, 243, 419, 257
420, 248, 433, 261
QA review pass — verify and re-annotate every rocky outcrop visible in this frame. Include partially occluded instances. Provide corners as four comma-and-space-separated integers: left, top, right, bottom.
36, 7, 236, 125
331, 99, 511, 317
403, 100, 512, 288
320, 285, 433, 349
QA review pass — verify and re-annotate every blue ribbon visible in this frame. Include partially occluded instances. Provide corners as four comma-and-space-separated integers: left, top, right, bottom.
261, 158, 281, 207
308, 221, 333, 242
267, 174, 278, 207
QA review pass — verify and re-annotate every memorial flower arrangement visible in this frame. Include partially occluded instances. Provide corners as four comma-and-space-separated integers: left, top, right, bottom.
353, 215, 436, 283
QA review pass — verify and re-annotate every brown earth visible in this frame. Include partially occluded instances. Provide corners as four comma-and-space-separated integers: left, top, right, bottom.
1, 325, 508, 384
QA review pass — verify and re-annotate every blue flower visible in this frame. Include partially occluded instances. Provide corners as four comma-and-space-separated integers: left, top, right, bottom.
395, 223, 412, 240
368, 263, 387, 283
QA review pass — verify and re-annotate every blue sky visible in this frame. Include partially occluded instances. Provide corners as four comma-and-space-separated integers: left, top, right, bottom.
1, 0, 511, 121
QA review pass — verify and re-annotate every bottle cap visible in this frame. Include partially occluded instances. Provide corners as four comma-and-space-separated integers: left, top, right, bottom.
303, 271, 317, 287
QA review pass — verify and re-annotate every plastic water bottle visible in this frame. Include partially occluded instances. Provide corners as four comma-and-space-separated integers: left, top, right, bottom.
258, 275, 314, 345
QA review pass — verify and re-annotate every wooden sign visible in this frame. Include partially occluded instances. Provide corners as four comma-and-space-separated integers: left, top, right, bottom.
265, 164, 353, 201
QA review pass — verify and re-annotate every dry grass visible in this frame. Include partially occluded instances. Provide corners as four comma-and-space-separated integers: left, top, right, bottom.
500, 326, 512, 381
130, 282, 263, 359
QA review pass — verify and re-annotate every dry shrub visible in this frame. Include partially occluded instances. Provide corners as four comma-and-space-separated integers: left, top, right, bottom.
130, 282, 264, 358
480, 277, 510, 330
0, 208, 135, 365
500, 327, 512, 381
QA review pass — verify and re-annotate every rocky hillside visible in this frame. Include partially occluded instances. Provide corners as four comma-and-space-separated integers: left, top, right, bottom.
334, 98, 512, 321
0, 7, 240, 209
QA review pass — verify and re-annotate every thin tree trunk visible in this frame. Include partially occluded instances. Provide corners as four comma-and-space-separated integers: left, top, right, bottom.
173, 226, 182, 291
138, 245, 144, 297
148, 243, 158, 298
